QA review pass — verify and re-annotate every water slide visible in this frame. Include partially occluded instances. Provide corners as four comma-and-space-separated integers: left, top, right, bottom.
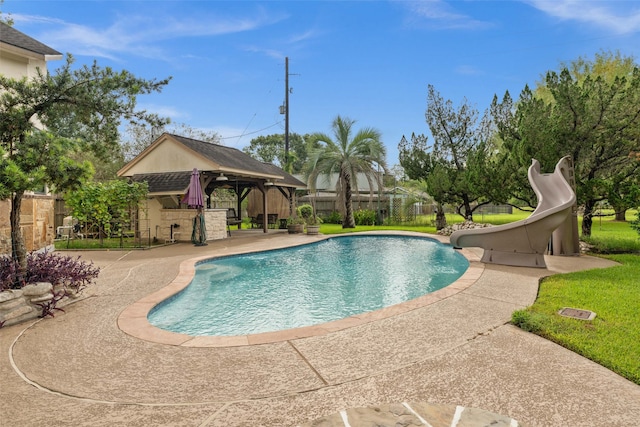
450, 156, 577, 268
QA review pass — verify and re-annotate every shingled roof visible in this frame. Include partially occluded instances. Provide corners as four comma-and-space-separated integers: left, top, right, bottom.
259, 161, 307, 188
169, 134, 281, 176
130, 171, 192, 195
0, 22, 62, 57
121, 133, 306, 193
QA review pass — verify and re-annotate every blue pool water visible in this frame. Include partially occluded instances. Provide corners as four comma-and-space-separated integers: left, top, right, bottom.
148, 235, 468, 336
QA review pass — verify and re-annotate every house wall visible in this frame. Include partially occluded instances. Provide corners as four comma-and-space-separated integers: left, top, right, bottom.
1, 31, 56, 257
142, 198, 163, 241
0, 49, 47, 79
0, 194, 55, 256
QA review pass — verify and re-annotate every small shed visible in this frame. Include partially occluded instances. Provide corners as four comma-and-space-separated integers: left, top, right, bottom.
117, 133, 305, 242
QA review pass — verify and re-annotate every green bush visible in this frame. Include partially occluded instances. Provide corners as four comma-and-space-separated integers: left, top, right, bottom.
297, 204, 313, 221
324, 211, 342, 224
631, 211, 640, 236
354, 209, 376, 226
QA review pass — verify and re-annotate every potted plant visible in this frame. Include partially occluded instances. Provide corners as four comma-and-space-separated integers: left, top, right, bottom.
297, 204, 322, 235
305, 214, 322, 235
287, 216, 305, 234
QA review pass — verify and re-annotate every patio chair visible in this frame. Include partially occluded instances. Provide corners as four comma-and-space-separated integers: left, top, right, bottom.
250, 213, 264, 229
267, 213, 279, 229
227, 208, 242, 236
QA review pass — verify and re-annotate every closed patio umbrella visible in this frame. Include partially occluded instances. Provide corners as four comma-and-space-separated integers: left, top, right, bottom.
182, 168, 204, 208
181, 168, 207, 246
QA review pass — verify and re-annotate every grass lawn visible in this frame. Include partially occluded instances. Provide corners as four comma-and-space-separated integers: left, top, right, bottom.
54, 236, 162, 250
512, 254, 640, 385
321, 210, 640, 385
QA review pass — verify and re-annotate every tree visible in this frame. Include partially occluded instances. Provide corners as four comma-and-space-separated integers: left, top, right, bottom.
243, 132, 317, 174
400, 86, 498, 224
121, 122, 220, 163
492, 51, 640, 236
65, 180, 148, 244
0, 0, 13, 25
0, 54, 170, 284
306, 116, 387, 228
398, 133, 446, 229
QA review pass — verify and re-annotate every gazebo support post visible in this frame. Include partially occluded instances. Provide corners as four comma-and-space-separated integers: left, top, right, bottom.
258, 182, 269, 233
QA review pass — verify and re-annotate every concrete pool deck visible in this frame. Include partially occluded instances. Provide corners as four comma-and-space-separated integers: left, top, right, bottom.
1, 230, 639, 426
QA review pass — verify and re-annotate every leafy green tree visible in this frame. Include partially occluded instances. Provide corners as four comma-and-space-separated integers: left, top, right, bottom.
0, 54, 170, 284
398, 133, 446, 228
400, 86, 498, 224
243, 133, 317, 173
492, 51, 640, 236
631, 210, 640, 236
65, 180, 148, 244
306, 115, 387, 228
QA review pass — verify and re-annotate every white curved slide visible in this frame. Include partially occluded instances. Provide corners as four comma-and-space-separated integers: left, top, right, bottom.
450, 156, 576, 268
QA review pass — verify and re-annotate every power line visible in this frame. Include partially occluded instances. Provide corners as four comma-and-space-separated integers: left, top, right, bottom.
219, 120, 284, 140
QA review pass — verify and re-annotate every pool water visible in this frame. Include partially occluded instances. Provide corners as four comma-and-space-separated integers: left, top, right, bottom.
148, 235, 468, 336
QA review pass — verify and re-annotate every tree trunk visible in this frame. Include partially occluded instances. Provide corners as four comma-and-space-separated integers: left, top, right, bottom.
342, 171, 356, 228
582, 199, 595, 237
10, 191, 27, 287
434, 203, 447, 230
462, 195, 473, 221
615, 209, 627, 221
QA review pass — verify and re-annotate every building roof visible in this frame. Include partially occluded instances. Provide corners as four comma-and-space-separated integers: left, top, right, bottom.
169, 133, 284, 178
259, 161, 306, 188
130, 171, 192, 195
0, 22, 62, 58
295, 172, 383, 192
121, 133, 306, 194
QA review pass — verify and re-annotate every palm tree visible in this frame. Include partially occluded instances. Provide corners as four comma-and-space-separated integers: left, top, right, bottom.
306, 115, 387, 228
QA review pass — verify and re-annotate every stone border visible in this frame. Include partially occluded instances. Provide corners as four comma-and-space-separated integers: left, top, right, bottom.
118, 232, 483, 347
0, 282, 78, 327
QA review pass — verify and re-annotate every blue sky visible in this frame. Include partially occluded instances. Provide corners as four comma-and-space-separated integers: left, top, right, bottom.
5, 1, 640, 166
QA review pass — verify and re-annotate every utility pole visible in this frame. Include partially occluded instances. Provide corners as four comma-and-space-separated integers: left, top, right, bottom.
280, 57, 298, 172
284, 56, 290, 170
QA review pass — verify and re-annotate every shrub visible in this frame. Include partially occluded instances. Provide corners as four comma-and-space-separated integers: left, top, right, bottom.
297, 204, 314, 221
631, 211, 640, 236
0, 257, 17, 291
354, 209, 376, 226
0, 251, 100, 293
324, 211, 342, 224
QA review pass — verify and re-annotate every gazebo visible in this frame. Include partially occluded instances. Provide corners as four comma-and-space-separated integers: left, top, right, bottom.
117, 133, 305, 242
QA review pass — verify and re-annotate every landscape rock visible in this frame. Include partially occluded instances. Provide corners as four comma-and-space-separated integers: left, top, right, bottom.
437, 220, 492, 236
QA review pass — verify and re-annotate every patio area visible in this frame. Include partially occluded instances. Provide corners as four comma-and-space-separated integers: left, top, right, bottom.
1, 230, 639, 426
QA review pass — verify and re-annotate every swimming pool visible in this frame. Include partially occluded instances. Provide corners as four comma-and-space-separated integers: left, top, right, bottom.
148, 235, 469, 336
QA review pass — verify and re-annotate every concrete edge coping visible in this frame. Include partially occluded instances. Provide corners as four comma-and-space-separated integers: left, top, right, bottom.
117, 231, 484, 347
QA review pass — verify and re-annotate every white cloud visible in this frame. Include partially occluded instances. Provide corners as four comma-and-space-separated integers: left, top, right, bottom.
215, 125, 257, 149
287, 28, 321, 44
525, 0, 640, 34
402, 0, 494, 30
138, 104, 189, 121
243, 45, 286, 60
10, 8, 287, 61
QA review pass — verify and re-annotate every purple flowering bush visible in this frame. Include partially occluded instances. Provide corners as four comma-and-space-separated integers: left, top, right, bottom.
0, 251, 100, 293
